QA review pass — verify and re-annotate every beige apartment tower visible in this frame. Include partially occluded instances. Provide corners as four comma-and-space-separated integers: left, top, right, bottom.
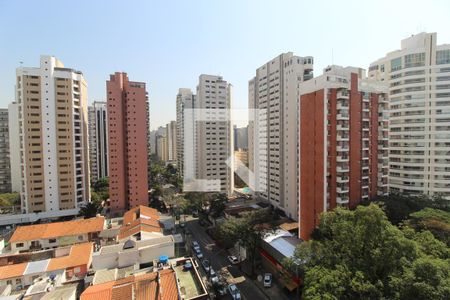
369, 32, 450, 198
15, 55, 90, 213
248, 52, 313, 220
195, 75, 234, 196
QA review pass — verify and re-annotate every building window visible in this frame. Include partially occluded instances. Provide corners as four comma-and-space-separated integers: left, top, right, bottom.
78, 235, 83, 241
436, 50, 450, 65
48, 239, 56, 243
404, 53, 425, 68
391, 57, 402, 72
16, 243, 24, 248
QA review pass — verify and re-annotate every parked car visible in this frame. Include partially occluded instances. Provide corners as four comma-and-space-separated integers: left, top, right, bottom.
228, 284, 241, 300
210, 268, 219, 284
192, 241, 200, 251
201, 259, 211, 273
263, 273, 272, 287
194, 248, 203, 259
227, 255, 239, 265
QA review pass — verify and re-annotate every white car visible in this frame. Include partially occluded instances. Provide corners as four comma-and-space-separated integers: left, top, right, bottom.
194, 248, 203, 259
192, 241, 200, 251
210, 268, 219, 284
263, 273, 272, 287
228, 284, 241, 300
227, 255, 239, 264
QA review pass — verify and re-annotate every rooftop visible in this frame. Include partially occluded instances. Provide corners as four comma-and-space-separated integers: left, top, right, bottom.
119, 206, 163, 240
9, 217, 105, 243
0, 243, 93, 281
263, 229, 300, 258
81, 268, 178, 300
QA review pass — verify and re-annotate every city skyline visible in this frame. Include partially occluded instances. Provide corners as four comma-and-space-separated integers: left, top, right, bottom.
1, 0, 449, 130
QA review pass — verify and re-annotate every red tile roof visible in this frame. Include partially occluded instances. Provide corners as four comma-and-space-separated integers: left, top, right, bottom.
123, 206, 159, 225
0, 243, 93, 281
0, 262, 28, 280
80, 269, 179, 300
10, 217, 105, 243
47, 242, 93, 271
80, 281, 114, 300
119, 206, 163, 240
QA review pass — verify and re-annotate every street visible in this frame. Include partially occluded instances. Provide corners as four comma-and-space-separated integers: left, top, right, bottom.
184, 216, 269, 300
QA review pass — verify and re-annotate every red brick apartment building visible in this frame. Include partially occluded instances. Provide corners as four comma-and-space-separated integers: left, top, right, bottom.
107, 73, 150, 212
299, 66, 389, 240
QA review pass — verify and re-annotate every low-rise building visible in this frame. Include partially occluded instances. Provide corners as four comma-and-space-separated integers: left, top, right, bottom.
82, 257, 208, 300
92, 236, 175, 270
8, 217, 105, 252
0, 242, 93, 290
260, 229, 301, 293
119, 206, 164, 242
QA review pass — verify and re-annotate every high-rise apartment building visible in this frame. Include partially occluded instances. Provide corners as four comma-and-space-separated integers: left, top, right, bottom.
176, 88, 195, 179
166, 120, 177, 162
248, 52, 313, 220
0, 108, 11, 193
233, 125, 248, 151
15, 55, 90, 213
149, 130, 157, 155
88, 101, 108, 182
8, 102, 21, 192
107, 72, 149, 212
156, 133, 168, 162
299, 65, 389, 240
195, 75, 234, 196
369, 32, 450, 198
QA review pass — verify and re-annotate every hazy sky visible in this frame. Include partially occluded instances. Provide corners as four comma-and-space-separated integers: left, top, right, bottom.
1, 0, 449, 129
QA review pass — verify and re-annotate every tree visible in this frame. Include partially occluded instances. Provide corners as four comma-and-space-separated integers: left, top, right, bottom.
217, 208, 276, 276
293, 204, 450, 300
405, 208, 450, 246
210, 197, 227, 218
0, 192, 20, 207
93, 177, 109, 192
362, 193, 450, 225
79, 201, 100, 218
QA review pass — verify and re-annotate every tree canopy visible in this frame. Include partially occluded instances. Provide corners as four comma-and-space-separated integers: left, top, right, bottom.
405, 208, 450, 246
362, 193, 450, 225
216, 208, 277, 275
0, 192, 20, 207
293, 204, 450, 300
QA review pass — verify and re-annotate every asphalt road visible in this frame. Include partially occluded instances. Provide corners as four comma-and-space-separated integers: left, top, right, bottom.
184, 217, 268, 300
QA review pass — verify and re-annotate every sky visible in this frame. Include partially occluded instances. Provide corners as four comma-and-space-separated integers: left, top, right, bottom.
1, 0, 449, 130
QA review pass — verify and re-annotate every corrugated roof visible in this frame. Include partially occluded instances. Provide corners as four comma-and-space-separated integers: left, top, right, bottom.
23, 259, 50, 275
159, 269, 178, 300
111, 283, 133, 300
134, 273, 158, 300
10, 217, 105, 243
